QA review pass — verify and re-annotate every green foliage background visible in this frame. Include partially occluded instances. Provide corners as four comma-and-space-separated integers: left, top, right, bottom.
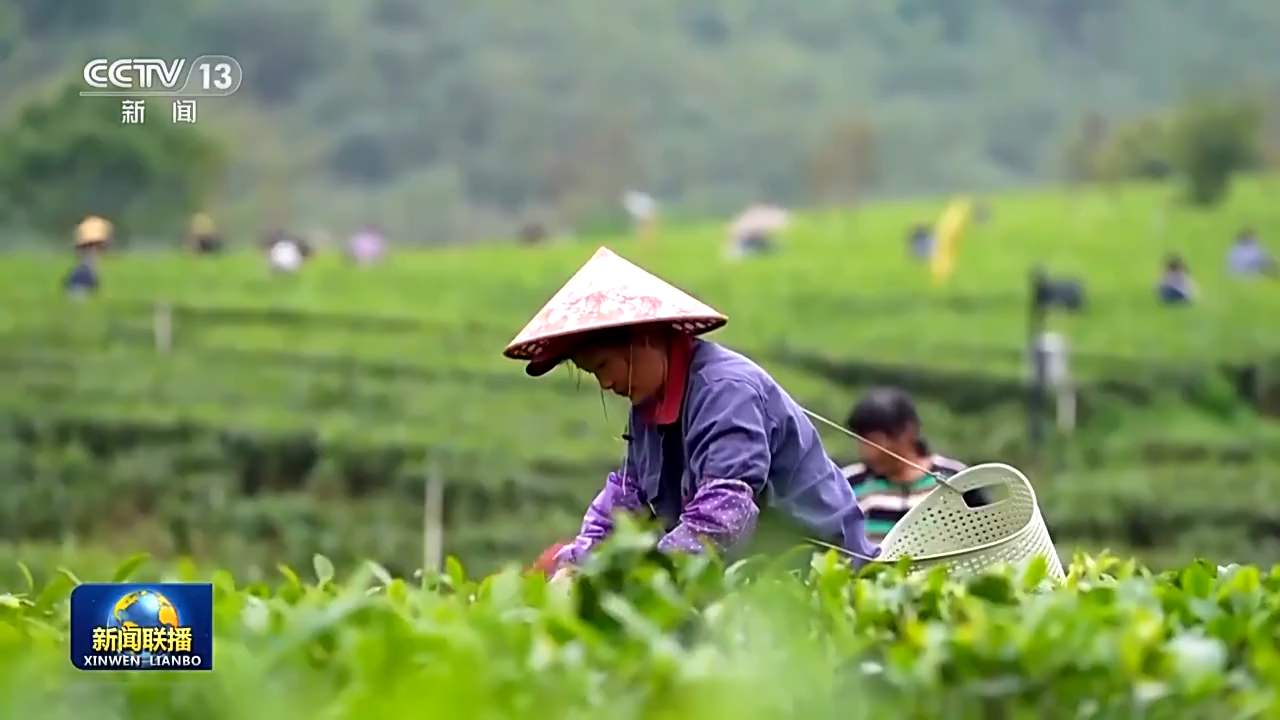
0, 85, 225, 239
3, 0, 1280, 241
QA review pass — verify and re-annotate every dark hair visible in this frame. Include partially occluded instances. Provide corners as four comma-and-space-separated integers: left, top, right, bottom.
845, 387, 928, 454
1165, 254, 1186, 272
570, 323, 672, 353
543, 324, 673, 376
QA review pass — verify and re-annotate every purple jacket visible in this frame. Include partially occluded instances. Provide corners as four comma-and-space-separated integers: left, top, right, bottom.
555, 339, 880, 566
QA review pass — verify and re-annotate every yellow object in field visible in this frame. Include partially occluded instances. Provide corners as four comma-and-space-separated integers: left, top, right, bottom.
929, 198, 973, 286
75, 216, 112, 247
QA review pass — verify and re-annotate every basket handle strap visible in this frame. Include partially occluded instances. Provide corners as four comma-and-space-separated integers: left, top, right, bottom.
801, 407, 964, 498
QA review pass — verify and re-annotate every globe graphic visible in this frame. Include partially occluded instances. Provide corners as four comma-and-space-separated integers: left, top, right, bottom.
109, 590, 180, 657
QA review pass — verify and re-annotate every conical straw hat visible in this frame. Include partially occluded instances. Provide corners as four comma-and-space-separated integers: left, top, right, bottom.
503, 247, 726, 376
729, 205, 789, 236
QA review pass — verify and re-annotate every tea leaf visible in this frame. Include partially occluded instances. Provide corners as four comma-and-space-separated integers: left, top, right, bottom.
313, 554, 336, 587
111, 553, 150, 583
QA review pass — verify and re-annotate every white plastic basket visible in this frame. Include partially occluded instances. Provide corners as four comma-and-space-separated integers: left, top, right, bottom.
875, 462, 1064, 580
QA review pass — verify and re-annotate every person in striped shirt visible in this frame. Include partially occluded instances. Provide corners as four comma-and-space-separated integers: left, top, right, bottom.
841, 387, 970, 543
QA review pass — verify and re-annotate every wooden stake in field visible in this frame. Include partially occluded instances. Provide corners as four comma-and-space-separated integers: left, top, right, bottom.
423, 458, 444, 574
153, 302, 173, 354
1040, 332, 1076, 433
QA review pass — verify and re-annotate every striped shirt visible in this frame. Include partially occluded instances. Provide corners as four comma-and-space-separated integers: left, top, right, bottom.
842, 455, 967, 542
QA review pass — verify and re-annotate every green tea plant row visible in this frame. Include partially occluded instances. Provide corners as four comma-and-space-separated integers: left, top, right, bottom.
2, 531, 1280, 719
4, 342, 1276, 494
4, 425, 1279, 577
4, 426, 1270, 526
2, 347, 622, 465
0, 292, 1229, 378
4, 296, 1264, 413
0, 432, 585, 576
3, 290, 1222, 414
5, 255, 1273, 366
0, 341, 1012, 470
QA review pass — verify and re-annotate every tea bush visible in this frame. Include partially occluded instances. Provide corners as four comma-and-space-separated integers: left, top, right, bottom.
1, 530, 1278, 719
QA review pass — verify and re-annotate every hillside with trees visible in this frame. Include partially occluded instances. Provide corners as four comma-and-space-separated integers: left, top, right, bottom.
2, 0, 1280, 242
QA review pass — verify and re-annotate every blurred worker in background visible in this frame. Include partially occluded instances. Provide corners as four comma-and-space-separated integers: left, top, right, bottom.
1157, 254, 1197, 305
347, 223, 386, 265
188, 212, 223, 254
725, 203, 788, 259
1227, 228, 1277, 278
841, 387, 972, 544
64, 216, 111, 296
907, 222, 934, 260
262, 227, 310, 274
623, 190, 659, 243
76, 215, 111, 248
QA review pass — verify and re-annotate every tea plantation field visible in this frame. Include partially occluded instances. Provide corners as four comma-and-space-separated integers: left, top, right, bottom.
1, 178, 1279, 574
2, 536, 1279, 719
